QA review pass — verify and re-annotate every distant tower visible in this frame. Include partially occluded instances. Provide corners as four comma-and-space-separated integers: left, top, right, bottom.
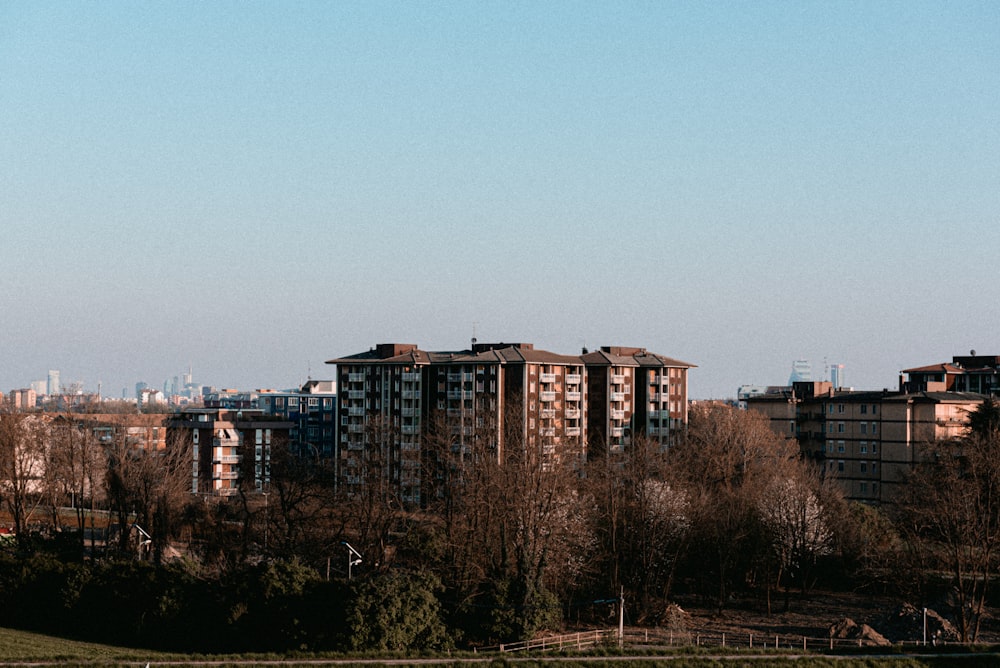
789, 360, 811, 385
830, 363, 845, 389
47, 370, 60, 396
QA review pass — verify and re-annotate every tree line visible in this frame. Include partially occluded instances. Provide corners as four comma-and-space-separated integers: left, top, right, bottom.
1, 400, 999, 650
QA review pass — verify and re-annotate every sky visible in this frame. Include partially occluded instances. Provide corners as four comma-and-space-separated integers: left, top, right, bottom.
2, 1, 999, 399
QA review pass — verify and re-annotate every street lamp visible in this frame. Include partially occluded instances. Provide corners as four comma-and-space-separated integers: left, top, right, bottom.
342, 541, 363, 580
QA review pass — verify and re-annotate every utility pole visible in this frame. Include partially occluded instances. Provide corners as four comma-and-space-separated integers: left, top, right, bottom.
619, 586, 625, 648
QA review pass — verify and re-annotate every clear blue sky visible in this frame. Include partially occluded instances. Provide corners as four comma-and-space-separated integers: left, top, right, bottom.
2, 1, 998, 399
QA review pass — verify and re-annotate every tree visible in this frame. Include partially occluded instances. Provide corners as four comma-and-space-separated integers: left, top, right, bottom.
345, 570, 452, 651
0, 410, 49, 550
671, 403, 799, 611
585, 436, 690, 622
105, 418, 191, 562
895, 425, 1000, 643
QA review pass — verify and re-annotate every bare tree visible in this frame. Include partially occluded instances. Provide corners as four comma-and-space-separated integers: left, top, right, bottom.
895, 422, 1000, 643
0, 410, 49, 550
105, 418, 191, 561
671, 403, 799, 612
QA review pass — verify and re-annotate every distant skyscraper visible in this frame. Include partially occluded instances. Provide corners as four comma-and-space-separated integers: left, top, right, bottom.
830, 363, 845, 389
789, 360, 811, 385
47, 370, 60, 395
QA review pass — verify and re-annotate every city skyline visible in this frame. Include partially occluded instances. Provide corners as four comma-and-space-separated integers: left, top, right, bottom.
4, 2, 998, 399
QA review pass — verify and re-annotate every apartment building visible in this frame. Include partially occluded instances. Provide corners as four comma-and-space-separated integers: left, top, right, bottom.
747, 382, 984, 503
582, 346, 692, 454
167, 408, 292, 496
327, 342, 694, 505
900, 353, 1000, 395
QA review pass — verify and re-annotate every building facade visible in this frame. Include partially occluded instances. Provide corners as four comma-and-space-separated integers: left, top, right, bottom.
167, 408, 292, 496
747, 382, 985, 503
328, 342, 694, 506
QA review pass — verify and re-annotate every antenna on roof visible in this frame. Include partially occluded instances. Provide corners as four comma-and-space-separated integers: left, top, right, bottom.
472, 321, 478, 348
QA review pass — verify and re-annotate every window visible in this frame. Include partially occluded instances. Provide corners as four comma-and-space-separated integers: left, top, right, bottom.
838, 460, 845, 472
860, 441, 868, 454
838, 441, 845, 453
828, 423, 834, 433
288, 397, 299, 406
872, 404, 878, 415
826, 442, 833, 453
860, 482, 868, 493
860, 404, 868, 415
872, 422, 878, 435
308, 397, 319, 407
860, 462, 868, 473
837, 422, 845, 433
789, 420, 795, 434
860, 422, 868, 435
276, 397, 284, 407
838, 404, 845, 413
872, 441, 878, 454
324, 398, 333, 408
828, 404, 834, 415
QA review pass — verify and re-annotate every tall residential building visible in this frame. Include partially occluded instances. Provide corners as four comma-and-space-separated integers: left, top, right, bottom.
47, 370, 60, 396
327, 342, 694, 506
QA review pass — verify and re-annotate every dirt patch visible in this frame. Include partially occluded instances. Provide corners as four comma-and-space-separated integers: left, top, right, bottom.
661, 591, 1000, 645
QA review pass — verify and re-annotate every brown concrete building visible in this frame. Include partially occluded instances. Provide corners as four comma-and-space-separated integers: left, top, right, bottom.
327, 342, 694, 505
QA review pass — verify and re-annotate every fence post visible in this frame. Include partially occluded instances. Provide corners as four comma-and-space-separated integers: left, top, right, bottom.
803, 636, 806, 650
722, 633, 725, 647
830, 636, 833, 650
750, 633, 753, 648
696, 634, 700, 646
775, 634, 779, 648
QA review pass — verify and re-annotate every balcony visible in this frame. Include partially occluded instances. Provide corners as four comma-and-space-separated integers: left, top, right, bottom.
218, 471, 240, 480
401, 425, 420, 435
565, 391, 582, 402
541, 409, 556, 419
347, 390, 365, 400
447, 373, 462, 383
610, 427, 624, 437
214, 455, 241, 464
566, 427, 581, 436
447, 390, 472, 400
401, 407, 419, 417
348, 407, 365, 416
611, 374, 626, 385
402, 372, 421, 382
541, 428, 556, 437
348, 373, 365, 383
401, 390, 420, 399
611, 392, 626, 402
565, 374, 582, 385
540, 373, 557, 383
540, 391, 556, 402
348, 424, 365, 433
565, 409, 581, 419
611, 410, 626, 421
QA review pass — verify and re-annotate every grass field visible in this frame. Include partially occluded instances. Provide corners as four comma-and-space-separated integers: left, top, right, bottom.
3, 625, 999, 667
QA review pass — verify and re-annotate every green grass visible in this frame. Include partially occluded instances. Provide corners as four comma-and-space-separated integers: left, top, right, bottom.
0, 626, 170, 662
1, 626, 998, 667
